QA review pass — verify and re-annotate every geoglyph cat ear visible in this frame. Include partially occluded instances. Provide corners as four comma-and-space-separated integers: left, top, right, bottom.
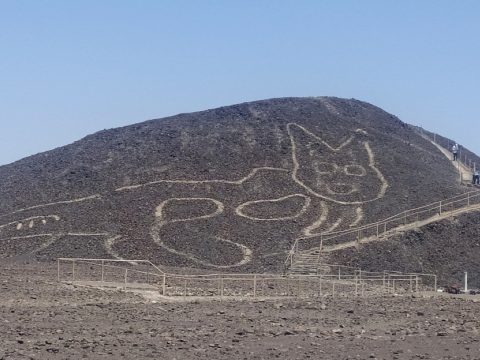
287, 123, 356, 152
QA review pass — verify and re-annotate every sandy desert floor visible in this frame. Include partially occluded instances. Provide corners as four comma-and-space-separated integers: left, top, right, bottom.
1, 261, 480, 360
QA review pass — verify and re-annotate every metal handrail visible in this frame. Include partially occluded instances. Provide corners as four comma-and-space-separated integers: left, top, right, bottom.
285, 189, 480, 266
56, 252, 438, 293
325, 190, 480, 237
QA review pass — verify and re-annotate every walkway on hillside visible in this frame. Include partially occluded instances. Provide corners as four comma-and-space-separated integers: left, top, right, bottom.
289, 195, 480, 274
287, 137, 480, 274
321, 201, 480, 252
317, 141, 477, 253
288, 188, 480, 261
427, 136, 472, 182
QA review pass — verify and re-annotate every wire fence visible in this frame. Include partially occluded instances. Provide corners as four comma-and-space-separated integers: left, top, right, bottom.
286, 190, 480, 268
413, 126, 480, 175
57, 258, 435, 299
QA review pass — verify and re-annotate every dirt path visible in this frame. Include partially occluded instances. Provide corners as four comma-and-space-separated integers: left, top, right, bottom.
317, 138, 478, 253
2, 262, 480, 359
428, 137, 472, 182
322, 202, 480, 252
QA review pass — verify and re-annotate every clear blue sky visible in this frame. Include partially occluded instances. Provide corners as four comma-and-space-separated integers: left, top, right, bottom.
1, 0, 479, 166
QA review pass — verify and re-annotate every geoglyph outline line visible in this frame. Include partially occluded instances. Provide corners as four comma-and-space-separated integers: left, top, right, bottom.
0, 122, 388, 264
324, 218, 343, 233
287, 122, 389, 205
302, 201, 328, 236
116, 167, 290, 192
0, 233, 53, 241
0, 195, 101, 219
235, 194, 311, 221
152, 197, 252, 267
155, 197, 224, 223
105, 235, 126, 261
0, 215, 60, 231
350, 207, 364, 227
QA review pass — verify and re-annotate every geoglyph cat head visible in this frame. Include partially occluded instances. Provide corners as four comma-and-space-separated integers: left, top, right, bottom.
287, 123, 388, 204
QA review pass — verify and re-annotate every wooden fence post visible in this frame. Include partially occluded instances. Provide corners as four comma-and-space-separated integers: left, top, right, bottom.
162, 274, 166, 296
124, 269, 128, 291
253, 275, 257, 298
101, 260, 105, 283
220, 276, 224, 298
72, 260, 75, 281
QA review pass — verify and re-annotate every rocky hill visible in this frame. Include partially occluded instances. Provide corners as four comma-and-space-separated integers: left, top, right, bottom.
330, 211, 480, 287
0, 97, 472, 273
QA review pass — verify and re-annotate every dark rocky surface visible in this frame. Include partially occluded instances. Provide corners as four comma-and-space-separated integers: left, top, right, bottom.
1, 262, 480, 360
414, 126, 480, 168
2, 98, 480, 359
0, 97, 471, 273
330, 211, 480, 288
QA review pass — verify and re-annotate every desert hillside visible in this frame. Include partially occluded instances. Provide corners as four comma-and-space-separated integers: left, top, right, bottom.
0, 97, 472, 273
330, 211, 480, 287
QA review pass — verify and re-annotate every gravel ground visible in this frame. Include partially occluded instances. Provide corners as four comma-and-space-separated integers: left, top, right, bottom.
1, 261, 480, 359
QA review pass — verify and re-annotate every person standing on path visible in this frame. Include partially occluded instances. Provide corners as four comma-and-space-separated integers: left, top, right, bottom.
452, 143, 459, 161
473, 170, 480, 185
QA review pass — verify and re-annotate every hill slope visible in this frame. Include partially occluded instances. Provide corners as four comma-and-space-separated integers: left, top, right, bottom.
329, 211, 480, 287
0, 97, 468, 272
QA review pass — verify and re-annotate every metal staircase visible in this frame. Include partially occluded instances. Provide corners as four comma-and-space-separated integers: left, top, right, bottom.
288, 252, 321, 275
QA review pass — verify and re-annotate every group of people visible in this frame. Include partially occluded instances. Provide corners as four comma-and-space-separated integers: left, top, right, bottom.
451, 143, 479, 185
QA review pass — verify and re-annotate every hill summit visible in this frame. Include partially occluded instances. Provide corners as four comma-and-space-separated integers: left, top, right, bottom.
0, 97, 467, 272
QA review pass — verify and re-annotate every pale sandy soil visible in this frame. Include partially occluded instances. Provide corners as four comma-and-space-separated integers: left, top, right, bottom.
1, 261, 480, 359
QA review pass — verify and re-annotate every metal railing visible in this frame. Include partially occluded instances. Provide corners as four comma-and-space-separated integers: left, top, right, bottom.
285, 190, 480, 267
57, 258, 165, 291
416, 127, 479, 175
57, 258, 435, 298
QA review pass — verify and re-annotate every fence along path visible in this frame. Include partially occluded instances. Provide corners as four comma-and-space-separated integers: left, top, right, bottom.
423, 133, 473, 183
286, 134, 480, 274
57, 257, 436, 298
286, 189, 480, 273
